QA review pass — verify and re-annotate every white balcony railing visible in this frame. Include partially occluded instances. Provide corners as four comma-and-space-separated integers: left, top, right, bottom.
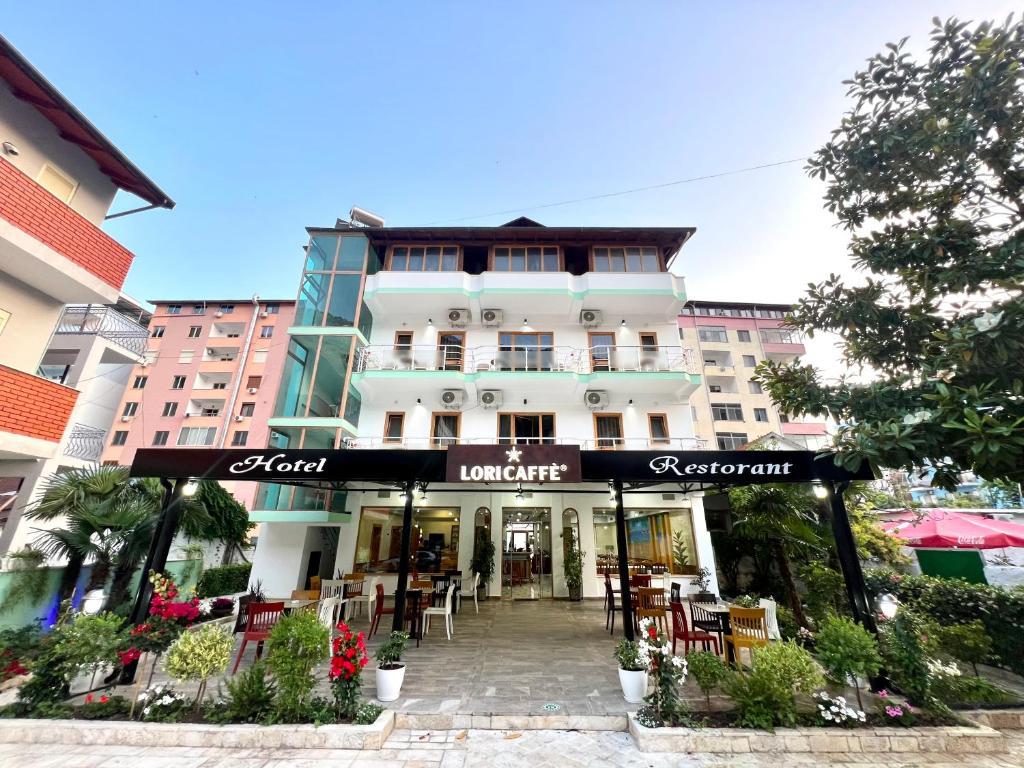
342, 436, 709, 450
55, 305, 149, 358
356, 345, 698, 375
62, 423, 106, 462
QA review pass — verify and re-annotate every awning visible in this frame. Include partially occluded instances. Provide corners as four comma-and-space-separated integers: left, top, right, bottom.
881, 509, 1024, 549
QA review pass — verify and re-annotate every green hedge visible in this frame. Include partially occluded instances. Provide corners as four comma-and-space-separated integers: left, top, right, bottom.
196, 563, 251, 598
865, 569, 1024, 675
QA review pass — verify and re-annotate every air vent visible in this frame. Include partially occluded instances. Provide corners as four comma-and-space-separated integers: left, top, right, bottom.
376, 490, 391, 499
661, 493, 676, 501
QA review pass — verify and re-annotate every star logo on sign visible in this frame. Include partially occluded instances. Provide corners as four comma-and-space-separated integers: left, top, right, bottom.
505, 447, 523, 463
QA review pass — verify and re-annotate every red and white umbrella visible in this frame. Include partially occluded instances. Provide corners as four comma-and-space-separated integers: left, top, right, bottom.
880, 509, 1024, 549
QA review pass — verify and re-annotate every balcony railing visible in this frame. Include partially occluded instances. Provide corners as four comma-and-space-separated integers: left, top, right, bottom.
343, 436, 709, 450
55, 305, 149, 358
356, 345, 698, 375
62, 424, 106, 462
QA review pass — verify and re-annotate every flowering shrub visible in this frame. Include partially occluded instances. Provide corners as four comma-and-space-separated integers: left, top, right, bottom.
613, 638, 645, 671
78, 693, 129, 720
330, 621, 369, 720
126, 572, 202, 657
636, 618, 688, 727
137, 683, 189, 722
877, 691, 918, 726
211, 597, 235, 612
814, 691, 866, 726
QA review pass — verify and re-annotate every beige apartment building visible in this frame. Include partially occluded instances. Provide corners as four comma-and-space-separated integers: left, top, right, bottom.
678, 301, 828, 451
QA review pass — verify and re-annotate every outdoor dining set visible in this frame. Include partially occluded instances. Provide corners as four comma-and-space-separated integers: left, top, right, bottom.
604, 571, 781, 665
229, 571, 481, 672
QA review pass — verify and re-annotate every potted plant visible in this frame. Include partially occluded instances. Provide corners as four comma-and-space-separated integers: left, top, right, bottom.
374, 630, 409, 702
209, 596, 235, 619
692, 566, 716, 602
614, 638, 648, 703
471, 540, 495, 597
563, 536, 584, 601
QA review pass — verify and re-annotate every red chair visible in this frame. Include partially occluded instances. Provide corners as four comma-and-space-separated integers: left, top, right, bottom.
630, 573, 652, 588
671, 601, 720, 656
369, 583, 392, 637
232, 601, 284, 673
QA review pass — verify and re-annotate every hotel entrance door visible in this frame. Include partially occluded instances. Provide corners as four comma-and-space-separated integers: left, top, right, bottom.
501, 508, 552, 599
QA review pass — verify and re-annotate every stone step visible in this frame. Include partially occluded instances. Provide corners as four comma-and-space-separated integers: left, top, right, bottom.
396, 712, 628, 731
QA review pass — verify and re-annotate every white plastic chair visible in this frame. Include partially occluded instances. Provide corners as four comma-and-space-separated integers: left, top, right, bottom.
423, 583, 456, 639
759, 598, 781, 640
318, 596, 343, 641
469, 572, 480, 613
346, 575, 378, 621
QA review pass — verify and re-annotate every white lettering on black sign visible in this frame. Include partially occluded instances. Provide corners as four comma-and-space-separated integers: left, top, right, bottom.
648, 455, 795, 477
228, 453, 328, 475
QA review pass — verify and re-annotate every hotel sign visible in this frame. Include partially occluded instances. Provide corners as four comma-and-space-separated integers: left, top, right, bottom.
445, 444, 582, 483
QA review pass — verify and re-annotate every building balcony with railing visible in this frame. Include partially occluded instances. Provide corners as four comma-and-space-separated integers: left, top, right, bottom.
62, 423, 106, 462
759, 328, 806, 358
54, 304, 149, 359
0, 364, 78, 460
342, 435, 709, 451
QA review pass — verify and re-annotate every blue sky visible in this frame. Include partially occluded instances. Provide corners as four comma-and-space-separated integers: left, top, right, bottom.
5, 1, 1017, 350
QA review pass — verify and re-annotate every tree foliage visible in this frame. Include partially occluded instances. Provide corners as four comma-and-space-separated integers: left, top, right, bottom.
757, 16, 1024, 490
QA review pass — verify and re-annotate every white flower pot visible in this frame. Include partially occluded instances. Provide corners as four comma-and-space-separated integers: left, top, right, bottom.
81, 588, 105, 615
375, 664, 406, 702
618, 668, 648, 703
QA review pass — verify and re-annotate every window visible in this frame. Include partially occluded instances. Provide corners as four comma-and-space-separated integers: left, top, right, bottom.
162, 401, 178, 417
122, 402, 138, 418
594, 413, 624, 449
260, 325, 273, 338
150, 326, 165, 338
384, 412, 404, 444
188, 326, 202, 338
498, 414, 556, 444
754, 408, 769, 423
246, 376, 262, 390
591, 246, 660, 272
179, 350, 194, 364
737, 329, 751, 342
639, 332, 658, 352
152, 431, 169, 446
231, 431, 248, 446
133, 375, 148, 389
716, 432, 748, 450
498, 332, 554, 371
212, 382, 227, 390
697, 325, 728, 343
264, 303, 280, 314
493, 246, 560, 272
252, 350, 268, 364
201, 406, 221, 417
593, 508, 697, 576
110, 431, 128, 446
239, 402, 255, 417
178, 427, 216, 446
171, 375, 187, 389
711, 403, 743, 421
167, 305, 182, 315
354, 507, 461, 574
219, 304, 235, 314
748, 380, 764, 394
709, 384, 722, 393
760, 328, 802, 344
36, 163, 77, 202
743, 354, 756, 367
648, 414, 670, 445
388, 245, 460, 271
431, 413, 460, 447
192, 304, 205, 315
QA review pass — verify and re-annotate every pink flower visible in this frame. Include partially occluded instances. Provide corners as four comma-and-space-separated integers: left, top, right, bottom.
877, 689, 888, 698
885, 705, 903, 718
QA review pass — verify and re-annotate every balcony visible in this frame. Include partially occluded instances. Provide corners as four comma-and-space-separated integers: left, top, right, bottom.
361, 270, 687, 323
781, 421, 827, 437
343, 436, 709, 451
0, 158, 132, 303
54, 305, 149, 358
759, 329, 806, 358
62, 423, 106, 462
0, 364, 78, 459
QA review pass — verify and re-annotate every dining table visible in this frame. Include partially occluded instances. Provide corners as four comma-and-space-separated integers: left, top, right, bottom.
271, 597, 319, 614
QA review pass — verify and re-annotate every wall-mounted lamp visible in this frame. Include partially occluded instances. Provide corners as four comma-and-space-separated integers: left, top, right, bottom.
182, 479, 199, 497
813, 483, 829, 500
515, 483, 525, 504
620, 319, 626, 326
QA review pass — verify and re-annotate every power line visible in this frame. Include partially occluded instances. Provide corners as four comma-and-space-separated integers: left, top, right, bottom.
426, 156, 809, 225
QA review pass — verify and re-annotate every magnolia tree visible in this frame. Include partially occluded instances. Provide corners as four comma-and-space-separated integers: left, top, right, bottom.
757, 16, 1024, 490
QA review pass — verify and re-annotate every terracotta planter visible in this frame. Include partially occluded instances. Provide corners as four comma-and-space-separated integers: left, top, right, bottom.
618, 668, 648, 703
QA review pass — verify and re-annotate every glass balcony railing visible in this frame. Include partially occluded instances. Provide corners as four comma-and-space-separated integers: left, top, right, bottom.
341, 436, 709, 450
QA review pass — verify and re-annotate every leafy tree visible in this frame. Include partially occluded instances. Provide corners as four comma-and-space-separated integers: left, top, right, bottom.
757, 16, 1024, 492
815, 615, 882, 709
179, 480, 251, 564
844, 483, 911, 565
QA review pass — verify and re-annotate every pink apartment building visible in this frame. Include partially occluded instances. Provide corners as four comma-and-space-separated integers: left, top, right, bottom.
101, 298, 295, 509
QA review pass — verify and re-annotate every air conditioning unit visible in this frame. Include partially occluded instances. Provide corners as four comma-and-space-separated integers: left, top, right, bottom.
479, 390, 503, 408
481, 308, 503, 326
440, 389, 464, 409
120, 415, 133, 422
248, 387, 258, 394
447, 308, 469, 327
234, 415, 244, 422
584, 390, 609, 410
259, 311, 269, 318
215, 311, 224, 318
580, 309, 602, 327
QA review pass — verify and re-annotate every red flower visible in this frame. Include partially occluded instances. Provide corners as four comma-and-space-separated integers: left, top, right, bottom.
358, 657, 368, 668
345, 647, 356, 659
118, 648, 142, 665
99, 696, 109, 704
85, 694, 94, 704
647, 626, 657, 639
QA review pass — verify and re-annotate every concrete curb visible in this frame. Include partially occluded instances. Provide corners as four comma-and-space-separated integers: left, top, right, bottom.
0, 709, 394, 750
628, 714, 1008, 754
396, 712, 628, 731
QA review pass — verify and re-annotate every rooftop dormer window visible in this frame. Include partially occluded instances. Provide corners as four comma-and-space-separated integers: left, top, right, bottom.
591, 246, 662, 272
491, 246, 560, 272
387, 245, 460, 271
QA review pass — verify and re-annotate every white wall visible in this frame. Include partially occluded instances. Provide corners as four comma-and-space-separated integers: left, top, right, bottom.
0, 273, 62, 372
248, 523, 311, 596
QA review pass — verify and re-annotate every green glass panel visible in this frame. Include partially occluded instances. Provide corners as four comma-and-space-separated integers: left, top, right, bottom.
329, 491, 347, 514
306, 236, 338, 271
274, 337, 318, 417
302, 427, 337, 450
308, 335, 351, 418
337, 236, 367, 271
366, 243, 382, 274
256, 482, 291, 511
327, 274, 361, 326
296, 272, 330, 326
358, 302, 373, 339
344, 384, 362, 427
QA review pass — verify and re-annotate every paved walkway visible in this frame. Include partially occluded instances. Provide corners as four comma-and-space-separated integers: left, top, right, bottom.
5, 728, 1024, 768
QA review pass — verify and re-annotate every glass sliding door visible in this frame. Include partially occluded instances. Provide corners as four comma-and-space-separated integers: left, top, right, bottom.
501, 508, 553, 599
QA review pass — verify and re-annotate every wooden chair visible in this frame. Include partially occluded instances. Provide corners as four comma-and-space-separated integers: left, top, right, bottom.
233, 593, 252, 634
430, 574, 451, 608
232, 602, 284, 673
291, 589, 319, 600
423, 583, 456, 639
670, 601, 720, 655
321, 579, 345, 600
405, 589, 424, 647
309, 575, 321, 592
636, 586, 668, 634
342, 574, 366, 617
603, 572, 612, 612
689, 600, 724, 648
670, 581, 682, 604
604, 578, 621, 635
724, 607, 770, 667
630, 573, 652, 589
369, 582, 391, 637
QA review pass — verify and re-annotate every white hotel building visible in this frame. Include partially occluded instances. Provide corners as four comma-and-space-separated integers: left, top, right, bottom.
248, 216, 723, 600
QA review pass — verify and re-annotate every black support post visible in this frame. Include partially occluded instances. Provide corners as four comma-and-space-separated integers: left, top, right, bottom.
613, 479, 634, 641
392, 480, 416, 632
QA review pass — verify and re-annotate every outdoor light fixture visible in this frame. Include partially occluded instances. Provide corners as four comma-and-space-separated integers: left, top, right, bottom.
398, 488, 409, 502
418, 483, 428, 503
182, 479, 199, 497
813, 483, 829, 499
608, 481, 618, 503
515, 484, 525, 504
620, 319, 626, 326
877, 593, 899, 620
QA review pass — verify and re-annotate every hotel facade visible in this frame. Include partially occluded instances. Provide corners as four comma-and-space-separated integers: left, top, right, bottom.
248, 216, 723, 600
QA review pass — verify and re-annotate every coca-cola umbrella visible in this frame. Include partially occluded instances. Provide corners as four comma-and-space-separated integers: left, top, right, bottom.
881, 509, 1024, 549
